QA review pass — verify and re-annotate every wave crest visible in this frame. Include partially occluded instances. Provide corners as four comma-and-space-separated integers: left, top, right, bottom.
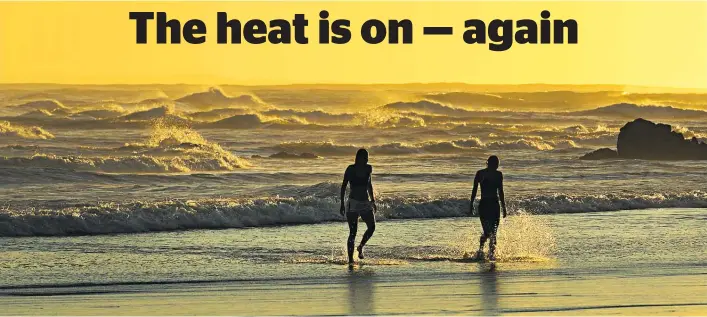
268, 137, 580, 156
0, 154, 243, 173
270, 140, 484, 156
1, 183, 704, 236
0, 121, 54, 139
0, 120, 249, 173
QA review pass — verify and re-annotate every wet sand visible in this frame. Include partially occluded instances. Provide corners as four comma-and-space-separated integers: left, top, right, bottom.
2, 262, 705, 315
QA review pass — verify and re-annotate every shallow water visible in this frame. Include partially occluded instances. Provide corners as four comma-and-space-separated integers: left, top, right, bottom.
1, 208, 704, 287
1, 208, 705, 315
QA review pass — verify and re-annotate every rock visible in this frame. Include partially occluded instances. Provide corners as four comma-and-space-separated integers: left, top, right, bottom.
580, 118, 707, 160
617, 118, 707, 160
580, 148, 618, 160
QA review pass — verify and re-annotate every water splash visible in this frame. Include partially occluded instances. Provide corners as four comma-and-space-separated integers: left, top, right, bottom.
495, 211, 556, 261
147, 118, 210, 147
451, 211, 556, 262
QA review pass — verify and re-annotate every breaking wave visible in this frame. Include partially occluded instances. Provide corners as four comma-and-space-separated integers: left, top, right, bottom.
0, 121, 54, 140
269, 140, 481, 155
486, 139, 556, 151
207, 113, 305, 128
113, 119, 250, 171
175, 87, 268, 109
12, 99, 69, 113
568, 103, 707, 119
356, 111, 428, 128
263, 109, 355, 125
268, 137, 577, 156
672, 124, 707, 141
119, 105, 177, 121
72, 109, 125, 120
188, 108, 253, 122
379, 100, 473, 117
1, 182, 705, 236
0, 120, 248, 173
0, 154, 242, 173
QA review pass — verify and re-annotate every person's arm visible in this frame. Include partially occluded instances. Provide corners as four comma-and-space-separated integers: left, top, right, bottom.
469, 171, 480, 215
499, 172, 507, 218
367, 166, 376, 212
340, 167, 349, 216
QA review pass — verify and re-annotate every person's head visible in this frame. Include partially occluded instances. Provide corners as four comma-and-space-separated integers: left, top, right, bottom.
486, 155, 500, 170
355, 148, 369, 165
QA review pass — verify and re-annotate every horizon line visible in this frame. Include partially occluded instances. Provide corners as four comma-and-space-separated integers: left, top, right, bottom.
0, 82, 706, 91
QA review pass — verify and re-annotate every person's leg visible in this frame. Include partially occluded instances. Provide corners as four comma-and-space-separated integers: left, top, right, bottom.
357, 209, 376, 259
479, 216, 490, 245
488, 203, 501, 260
479, 201, 492, 249
346, 211, 359, 264
488, 225, 499, 260
478, 215, 491, 258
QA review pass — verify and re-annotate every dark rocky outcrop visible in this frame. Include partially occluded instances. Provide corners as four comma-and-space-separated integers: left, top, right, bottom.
618, 118, 707, 160
580, 118, 707, 160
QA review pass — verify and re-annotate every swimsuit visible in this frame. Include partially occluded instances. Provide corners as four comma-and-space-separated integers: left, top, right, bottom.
478, 170, 502, 237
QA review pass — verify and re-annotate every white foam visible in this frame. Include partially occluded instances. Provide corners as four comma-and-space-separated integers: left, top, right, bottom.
1, 183, 704, 236
0, 121, 54, 140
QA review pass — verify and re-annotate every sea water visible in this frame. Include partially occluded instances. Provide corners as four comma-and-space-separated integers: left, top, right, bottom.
0, 208, 704, 287
0, 85, 706, 313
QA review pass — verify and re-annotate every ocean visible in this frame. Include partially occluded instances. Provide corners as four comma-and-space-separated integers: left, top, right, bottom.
0, 84, 705, 314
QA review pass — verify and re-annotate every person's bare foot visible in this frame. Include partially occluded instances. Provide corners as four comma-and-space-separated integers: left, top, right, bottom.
357, 245, 365, 259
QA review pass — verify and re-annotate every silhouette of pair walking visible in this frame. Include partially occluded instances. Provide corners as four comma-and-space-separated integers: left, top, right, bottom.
340, 149, 507, 264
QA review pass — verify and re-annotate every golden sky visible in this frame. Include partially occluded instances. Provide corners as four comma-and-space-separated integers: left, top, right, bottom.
0, 1, 706, 88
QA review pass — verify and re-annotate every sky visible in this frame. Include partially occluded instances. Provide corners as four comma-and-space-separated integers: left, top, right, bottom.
0, 1, 706, 88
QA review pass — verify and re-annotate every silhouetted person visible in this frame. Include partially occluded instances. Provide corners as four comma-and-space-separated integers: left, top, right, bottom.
469, 155, 507, 261
340, 149, 377, 265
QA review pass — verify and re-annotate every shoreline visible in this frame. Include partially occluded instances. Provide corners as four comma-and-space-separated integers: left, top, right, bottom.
1, 263, 705, 315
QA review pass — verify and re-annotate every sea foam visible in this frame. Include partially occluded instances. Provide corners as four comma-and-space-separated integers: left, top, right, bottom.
1, 182, 704, 236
